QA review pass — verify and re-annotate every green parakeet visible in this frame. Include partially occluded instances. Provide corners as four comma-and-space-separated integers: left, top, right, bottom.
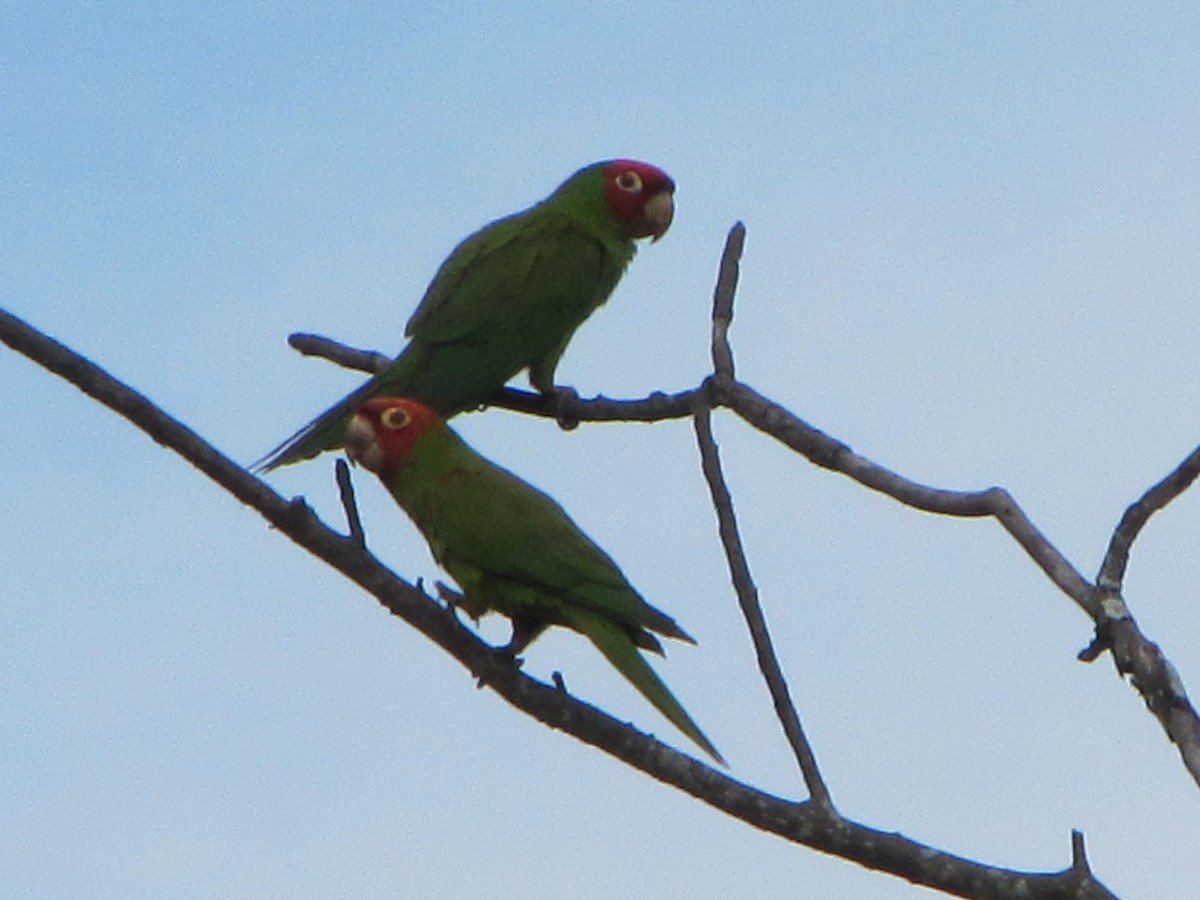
345, 396, 723, 765
255, 159, 675, 472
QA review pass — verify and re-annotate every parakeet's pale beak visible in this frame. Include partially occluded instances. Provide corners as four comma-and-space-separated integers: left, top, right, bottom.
345, 413, 384, 473
637, 190, 674, 241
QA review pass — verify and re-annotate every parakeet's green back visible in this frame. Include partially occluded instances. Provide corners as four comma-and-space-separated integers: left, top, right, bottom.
391, 425, 686, 645
255, 160, 672, 472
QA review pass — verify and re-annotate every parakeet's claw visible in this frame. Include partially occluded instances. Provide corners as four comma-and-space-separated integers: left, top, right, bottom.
435, 580, 488, 620
497, 635, 530, 657
499, 615, 545, 657
545, 384, 581, 431
434, 579, 462, 606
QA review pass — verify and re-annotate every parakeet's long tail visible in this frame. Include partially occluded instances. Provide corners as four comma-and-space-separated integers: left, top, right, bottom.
252, 374, 385, 472
564, 607, 725, 766
252, 348, 431, 473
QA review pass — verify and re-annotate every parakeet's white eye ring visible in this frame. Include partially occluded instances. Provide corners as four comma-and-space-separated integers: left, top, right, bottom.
380, 407, 411, 430
615, 170, 643, 193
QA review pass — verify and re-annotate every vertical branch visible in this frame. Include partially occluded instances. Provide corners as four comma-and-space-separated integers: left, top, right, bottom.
696, 223, 832, 808
710, 222, 746, 379
693, 407, 833, 810
335, 458, 367, 546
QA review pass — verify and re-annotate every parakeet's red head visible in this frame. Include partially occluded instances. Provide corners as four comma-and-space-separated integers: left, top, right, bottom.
601, 160, 675, 241
346, 397, 442, 476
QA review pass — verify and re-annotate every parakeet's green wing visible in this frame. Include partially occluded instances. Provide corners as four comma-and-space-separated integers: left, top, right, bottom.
398, 435, 690, 643
404, 210, 619, 343
254, 209, 631, 472
397, 209, 629, 393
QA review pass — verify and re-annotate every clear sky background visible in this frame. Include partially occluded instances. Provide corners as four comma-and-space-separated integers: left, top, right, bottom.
4, 4, 1200, 898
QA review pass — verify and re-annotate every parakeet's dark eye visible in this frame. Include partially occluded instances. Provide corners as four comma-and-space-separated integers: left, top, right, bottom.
380, 407, 411, 430
615, 170, 643, 193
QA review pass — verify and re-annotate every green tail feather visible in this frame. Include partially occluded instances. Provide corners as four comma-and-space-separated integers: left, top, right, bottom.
563, 607, 725, 766
252, 329, 547, 472
253, 348, 427, 473
253, 374, 388, 472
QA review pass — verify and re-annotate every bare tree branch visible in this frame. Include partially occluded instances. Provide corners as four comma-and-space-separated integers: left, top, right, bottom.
282, 331, 702, 423
694, 405, 833, 810
1097, 444, 1200, 591
1, 303, 1121, 898
284, 327, 1101, 620
695, 222, 832, 807
1103, 614, 1200, 784
335, 458, 366, 546
288, 321, 1102, 615
716, 379, 1101, 618
1066, 445, 1200, 785
709, 221, 745, 379
288, 332, 392, 374
489, 385, 701, 423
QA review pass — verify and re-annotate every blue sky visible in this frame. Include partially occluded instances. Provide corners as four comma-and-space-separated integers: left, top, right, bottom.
5, 4, 1200, 898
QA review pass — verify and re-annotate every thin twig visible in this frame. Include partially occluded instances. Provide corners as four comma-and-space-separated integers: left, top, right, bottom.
696, 221, 831, 806
335, 458, 366, 546
1097, 443, 1200, 591
719, 372, 1200, 784
274, 325, 1189, 614
280, 327, 1126, 618
282, 332, 703, 423
710, 222, 745, 379
717, 380, 1101, 618
694, 406, 834, 810
1070, 830, 1088, 874
288, 332, 392, 374
489, 385, 701, 422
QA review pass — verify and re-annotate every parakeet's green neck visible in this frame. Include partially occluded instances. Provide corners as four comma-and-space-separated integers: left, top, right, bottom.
543, 162, 632, 244
385, 424, 471, 503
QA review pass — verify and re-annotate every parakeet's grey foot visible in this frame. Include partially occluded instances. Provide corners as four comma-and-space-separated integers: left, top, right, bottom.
434, 579, 461, 607
545, 385, 581, 430
499, 615, 546, 657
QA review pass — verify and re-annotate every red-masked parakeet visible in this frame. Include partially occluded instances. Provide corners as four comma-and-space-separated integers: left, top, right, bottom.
255, 159, 675, 472
345, 396, 723, 764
